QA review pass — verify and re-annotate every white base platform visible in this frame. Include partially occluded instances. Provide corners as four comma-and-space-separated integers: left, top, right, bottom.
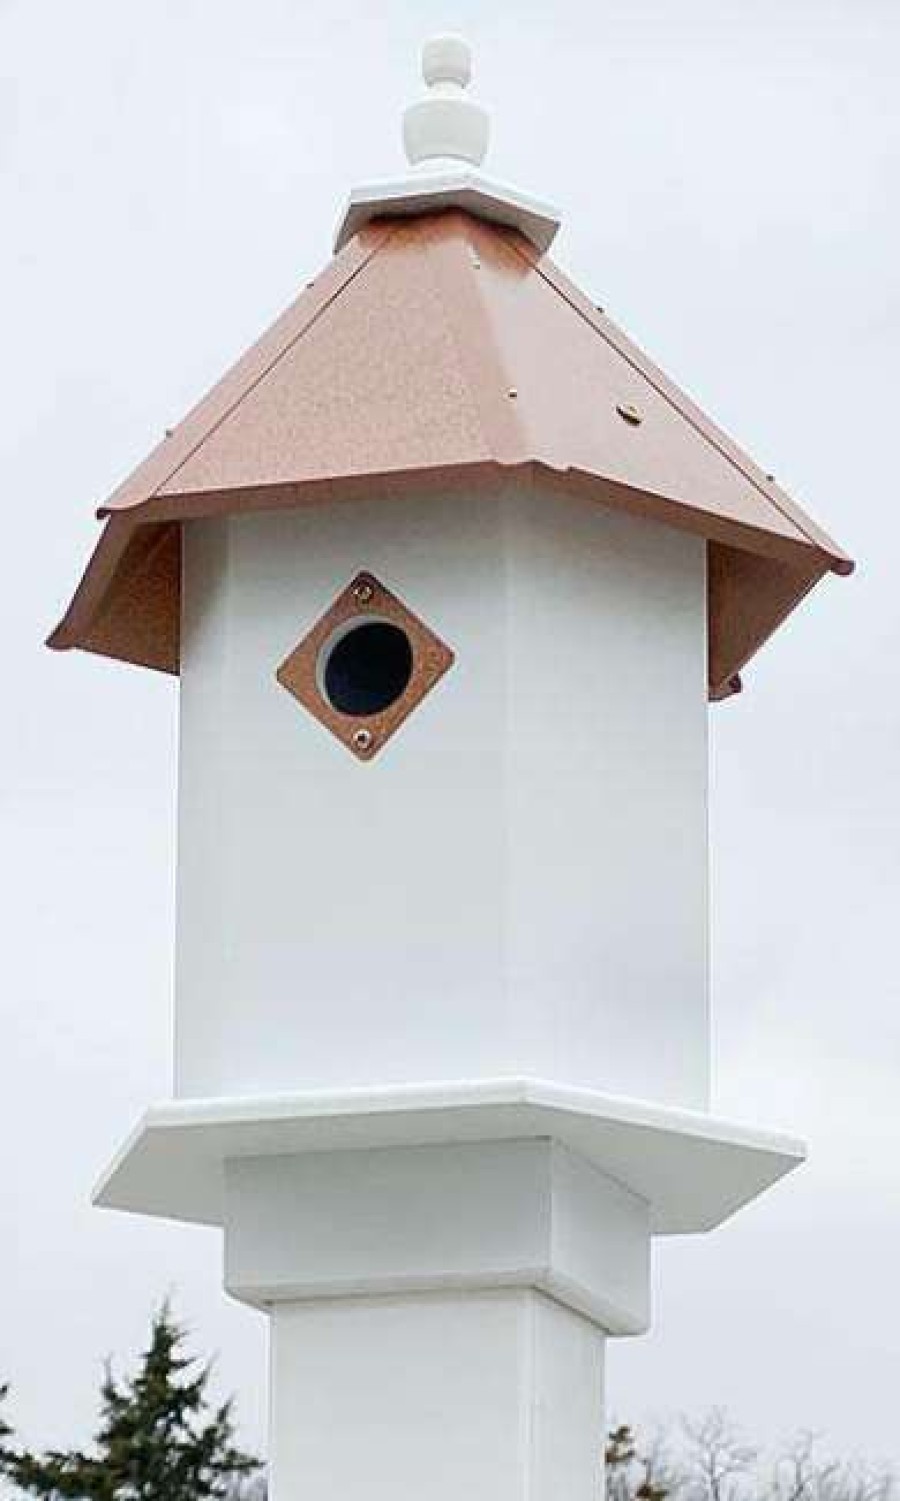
95, 1077, 804, 1235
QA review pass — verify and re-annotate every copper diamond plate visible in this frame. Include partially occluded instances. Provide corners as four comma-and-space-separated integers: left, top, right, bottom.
276, 573, 455, 761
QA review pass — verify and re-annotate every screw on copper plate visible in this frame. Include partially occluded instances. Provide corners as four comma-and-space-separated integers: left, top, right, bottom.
616, 401, 642, 426
352, 578, 376, 605
352, 728, 375, 754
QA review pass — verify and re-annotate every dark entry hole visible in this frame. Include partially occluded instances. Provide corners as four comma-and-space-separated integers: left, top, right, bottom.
323, 621, 414, 717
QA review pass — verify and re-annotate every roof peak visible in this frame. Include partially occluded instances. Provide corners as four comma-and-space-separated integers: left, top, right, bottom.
334, 36, 560, 255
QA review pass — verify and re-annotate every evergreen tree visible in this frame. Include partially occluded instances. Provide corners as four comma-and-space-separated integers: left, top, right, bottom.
606, 1423, 672, 1501
0, 1382, 13, 1447
0, 1306, 259, 1501
607, 1426, 638, 1469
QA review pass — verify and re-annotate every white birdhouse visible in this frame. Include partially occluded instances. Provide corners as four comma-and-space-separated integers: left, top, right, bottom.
53, 36, 851, 1501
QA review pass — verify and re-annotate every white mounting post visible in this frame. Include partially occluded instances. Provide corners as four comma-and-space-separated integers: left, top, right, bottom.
226, 1140, 648, 1501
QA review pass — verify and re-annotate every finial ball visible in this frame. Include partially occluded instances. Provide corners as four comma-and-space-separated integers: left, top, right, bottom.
422, 34, 472, 89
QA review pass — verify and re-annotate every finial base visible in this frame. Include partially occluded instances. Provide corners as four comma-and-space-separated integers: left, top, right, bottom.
334, 167, 561, 254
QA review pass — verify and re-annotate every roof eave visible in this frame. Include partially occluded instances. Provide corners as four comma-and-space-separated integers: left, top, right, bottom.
48, 461, 847, 696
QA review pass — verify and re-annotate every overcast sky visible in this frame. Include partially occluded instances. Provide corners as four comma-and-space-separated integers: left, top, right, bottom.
2, 0, 898, 1470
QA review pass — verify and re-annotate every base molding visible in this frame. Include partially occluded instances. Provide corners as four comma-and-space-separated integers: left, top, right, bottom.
224, 1138, 650, 1335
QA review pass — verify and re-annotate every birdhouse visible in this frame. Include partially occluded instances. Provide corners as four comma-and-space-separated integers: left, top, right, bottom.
53, 36, 851, 1501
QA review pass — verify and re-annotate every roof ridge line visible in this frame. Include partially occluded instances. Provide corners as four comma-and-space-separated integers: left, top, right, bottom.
98, 223, 400, 519
501, 233, 852, 573
418, 214, 527, 467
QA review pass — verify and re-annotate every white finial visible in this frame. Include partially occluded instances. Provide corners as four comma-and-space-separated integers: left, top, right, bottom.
334, 35, 560, 255
402, 34, 490, 170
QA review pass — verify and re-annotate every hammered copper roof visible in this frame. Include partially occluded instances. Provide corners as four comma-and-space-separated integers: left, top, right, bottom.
49, 209, 852, 696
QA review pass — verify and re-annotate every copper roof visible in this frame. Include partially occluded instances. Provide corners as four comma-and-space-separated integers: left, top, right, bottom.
49, 210, 852, 697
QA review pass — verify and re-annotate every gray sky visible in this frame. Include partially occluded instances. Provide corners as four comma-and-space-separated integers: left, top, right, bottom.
2, 0, 898, 1468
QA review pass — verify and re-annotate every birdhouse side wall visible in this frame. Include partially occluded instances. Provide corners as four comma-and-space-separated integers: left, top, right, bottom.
173, 479, 707, 1108
504, 483, 709, 1108
175, 490, 509, 1099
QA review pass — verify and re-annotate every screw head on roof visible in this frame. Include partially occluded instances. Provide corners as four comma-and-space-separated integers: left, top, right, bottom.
402, 35, 490, 171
